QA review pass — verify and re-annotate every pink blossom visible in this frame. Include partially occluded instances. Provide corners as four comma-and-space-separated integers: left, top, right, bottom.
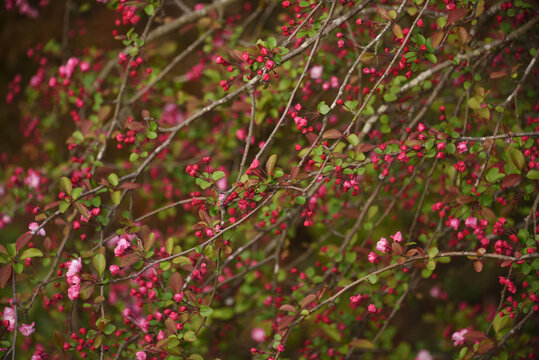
2, 306, 15, 331
19, 322, 35, 336
66, 257, 82, 277
367, 251, 377, 263
136, 351, 147, 360
68, 283, 80, 300
251, 327, 266, 342
390, 231, 402, 242
79, 61, 90, 72
135, 318, 149, 333
376, 238, 388, 253
249, 159, 260, 169
161, 103, 185, 125
416, 349, 432, 360
109, 265, 120, 275
310, 65, 323, 79
465, 217, 478, 229
28, 222, 46, 236
114, 238, 130, 257
368, 304, 376, 313
25, 169, 40, 189
448, 218, 460, 230
457, 142, 468, 153
451, 329, 468, 346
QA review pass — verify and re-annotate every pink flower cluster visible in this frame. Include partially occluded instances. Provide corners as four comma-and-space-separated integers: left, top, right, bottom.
66, 257, 82, 300
451, 328, 468, 346
2, 306, 35, 336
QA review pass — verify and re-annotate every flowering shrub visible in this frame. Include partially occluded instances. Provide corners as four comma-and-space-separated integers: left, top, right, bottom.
1, 0, 538, 359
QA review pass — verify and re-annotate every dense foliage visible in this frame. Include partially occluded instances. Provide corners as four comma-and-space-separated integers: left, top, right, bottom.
1, 0, 538, 359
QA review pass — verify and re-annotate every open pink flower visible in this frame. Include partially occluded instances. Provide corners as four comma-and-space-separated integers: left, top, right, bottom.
114, 238, 130, 257
66, 257, 82, 277
2, 306, 15, 331
251, 327, 266, 342
28, 222, 45, 236
136, 351, 147, 360
376, 238, 388, 253
19, 322, 35, 336
391, 231, 402, 242
451, 329, 468, 346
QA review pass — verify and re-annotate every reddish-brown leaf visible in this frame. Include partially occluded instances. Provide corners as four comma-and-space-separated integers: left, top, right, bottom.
119, 182, 141, 190
502, 174, 520, 188
165, 318, 178, 334
277, 315, 295, 330
463, 330, 487, 341
170, 272, 184, 294
490, 71, 507, 79
477, 339, 494, 354
0, 265, 12, 288
431, 31, 443, 48
481, 207, 496, 222
322, 129, 342, 139
301, 294, 317, 309
16, 233, 33, 251
358, 143, 377, 153
500, 259, 513, 267
120, 253, 140, 268
44, 200, 60, 211
316, 285, 327, 300
125, 121, 146, 131
74, 202, 91, 220
473, 261, 483, 273
392, 242, 403, 256
457, 195, 475, 205
447, 7, 467, 24
377, 8, 391, 21
279, 304, 297, 313
406, 249, 418, 257
198, 210, 211, 225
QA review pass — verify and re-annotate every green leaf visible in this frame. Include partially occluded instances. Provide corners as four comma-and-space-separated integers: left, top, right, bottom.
486, 167, 505, 183
467, 97, 481, 110
60, 177, 73, 195
184, 330, 196, 342
368, 274, 378, 284
266, 37, 277, 50
144, 4, 154, 15
318, 101, 330, 115
347, 134, 359, 146
492, 312, 509, 335
59, 200, 70, 213
111, 190, 122, 205
426, 260, 436, 271
129, 152, 139, 162
383, 93, 397, 102
20, 248, 43, 260
527, 169, 539, 180
107, 173, 119, 187
71, 187, 83, 200
166, 238, 174, 255
93, 254, 106, 277
508, 148, 525, 170
103, 323, 116, 335
428, 247, 439, 258
424, 53, 437, 64
266, 154, 277, 175
212, 171, 225, 181
200, 305, 214, 317
295, 196, 306, 205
